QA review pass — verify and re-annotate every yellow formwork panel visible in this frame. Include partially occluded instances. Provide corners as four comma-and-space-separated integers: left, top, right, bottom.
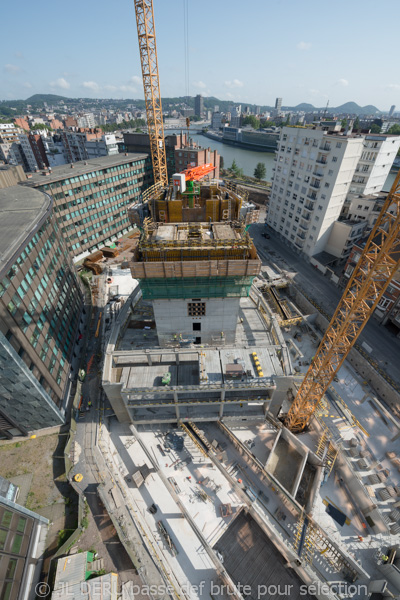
205, 199, 220, 222
168, 200, 183, 223
156, 200, 168, 222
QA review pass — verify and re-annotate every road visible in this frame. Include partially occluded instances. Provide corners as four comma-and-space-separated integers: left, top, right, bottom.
249, 218, 400, 388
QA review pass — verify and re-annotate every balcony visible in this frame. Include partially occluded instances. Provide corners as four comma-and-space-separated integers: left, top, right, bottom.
313, 170, 324, 178
299, 222, 309, 231
294, 240, 304, 249
319, 143, 331, 151
303, 204, 314, 213
310, 181, 320, 189
316, 158, 328, 165
296, 232, 306, 241
306, 192, 317, 201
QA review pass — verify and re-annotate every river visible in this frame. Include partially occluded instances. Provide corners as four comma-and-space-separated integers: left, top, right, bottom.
169, 127, 398, 191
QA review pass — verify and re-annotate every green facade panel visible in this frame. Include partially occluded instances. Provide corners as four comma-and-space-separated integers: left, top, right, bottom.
140, 276, 255, 300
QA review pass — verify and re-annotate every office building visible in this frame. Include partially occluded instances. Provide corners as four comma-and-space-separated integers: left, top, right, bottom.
0, 492, 49, 600
123, 132, 185, 180
267, 125, 400, 258
0, 185, 83, 437
275, 97, 282, 114
174, 142, 220, 179
59, 129, 118, 164
21, 154, 152, 258
194, 94, 204, 118
211, 111, 222, 130
389, 105, 396, 117
18, 133, 49, 172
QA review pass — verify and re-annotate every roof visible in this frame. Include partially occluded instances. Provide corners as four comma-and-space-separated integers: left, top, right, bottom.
51, 573, 118, 600
20, 152, 148, 187
53, 552, 93, 589
312, 251, 338, 266
0, 185, 52, 278
0, 475, 19, 503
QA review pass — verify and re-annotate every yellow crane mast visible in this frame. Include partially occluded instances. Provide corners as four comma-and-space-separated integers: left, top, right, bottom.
134, 0, 168, 186
286, 171, 400, 433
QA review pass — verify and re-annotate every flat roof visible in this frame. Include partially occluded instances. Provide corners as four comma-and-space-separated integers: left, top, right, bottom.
0, 185, 51, 277
20, 152, 149, 187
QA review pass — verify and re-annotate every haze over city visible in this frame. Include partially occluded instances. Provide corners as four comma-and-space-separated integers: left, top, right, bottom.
2, 0, 400, 108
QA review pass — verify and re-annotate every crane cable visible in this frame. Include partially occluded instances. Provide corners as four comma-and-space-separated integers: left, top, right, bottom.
183, 0, 190, 101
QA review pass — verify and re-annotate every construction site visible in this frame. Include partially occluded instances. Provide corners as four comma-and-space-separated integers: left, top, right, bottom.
99, 2, 400, 599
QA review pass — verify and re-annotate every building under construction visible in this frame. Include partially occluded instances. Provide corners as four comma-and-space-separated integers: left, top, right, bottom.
99, 3, 400, 599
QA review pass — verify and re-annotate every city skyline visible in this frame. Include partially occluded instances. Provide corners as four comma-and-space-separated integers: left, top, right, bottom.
1, 0, 399, 109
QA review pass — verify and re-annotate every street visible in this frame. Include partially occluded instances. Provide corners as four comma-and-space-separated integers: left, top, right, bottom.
249, 218, 400, 388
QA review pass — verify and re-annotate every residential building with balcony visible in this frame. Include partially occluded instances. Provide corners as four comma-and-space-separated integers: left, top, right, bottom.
348, 134, 400, 195
266, 124, 364, 257
21, 154, 152, 258
342, 238, 400, 330
0, 185, 83, 437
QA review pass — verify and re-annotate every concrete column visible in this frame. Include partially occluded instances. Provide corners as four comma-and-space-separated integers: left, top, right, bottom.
219, 403, 224, 418
220, 387, 226, 402
175, 350, 180, 365
173, 388, 180, 419
146, 351, 152, 366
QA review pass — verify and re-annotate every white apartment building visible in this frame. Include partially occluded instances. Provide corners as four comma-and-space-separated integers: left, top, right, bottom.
267, 126, 400, 258
76, 112, 96, 129
0, 124, 24, 166
348, 134, 400, 195
267, 125, 364, 257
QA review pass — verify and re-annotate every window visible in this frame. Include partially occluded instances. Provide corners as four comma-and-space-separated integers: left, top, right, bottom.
1, 511, 13, 527
187, 302, 206, 317
336, 142, 342, 148
332, 156, 337, 162
11, 534, 23, 554
5, 558, 17, 579
192, 323, 201, 331
0, 529, 7, 550
0, 582, 13, 600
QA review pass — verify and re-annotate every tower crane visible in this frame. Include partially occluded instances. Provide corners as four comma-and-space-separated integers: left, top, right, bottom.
286, 171, 400, 432
134, 0, 168, 186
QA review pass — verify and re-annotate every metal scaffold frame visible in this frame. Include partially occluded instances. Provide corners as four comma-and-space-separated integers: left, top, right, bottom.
286, 171, 400, 432
134, 0, 168, 186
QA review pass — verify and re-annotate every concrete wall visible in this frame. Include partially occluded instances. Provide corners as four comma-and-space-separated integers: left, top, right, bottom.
153, 297, 240, 346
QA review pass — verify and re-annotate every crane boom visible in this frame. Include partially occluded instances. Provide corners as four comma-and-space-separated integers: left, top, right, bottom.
134, 0, 168, 186
286, 171, 400, 432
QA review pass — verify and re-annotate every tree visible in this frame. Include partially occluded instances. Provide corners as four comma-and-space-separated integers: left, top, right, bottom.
241, 115, 260, 130
254, 162, 266, 180
230, 159, 240, 175
370, 123, 381, 134
31, 123, 51, 131
353, 117, 360, 131
388, 124, 400, 135
341, 118, 347, 129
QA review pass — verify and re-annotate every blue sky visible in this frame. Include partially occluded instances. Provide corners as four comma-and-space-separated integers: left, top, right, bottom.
1, 0, 399, 110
